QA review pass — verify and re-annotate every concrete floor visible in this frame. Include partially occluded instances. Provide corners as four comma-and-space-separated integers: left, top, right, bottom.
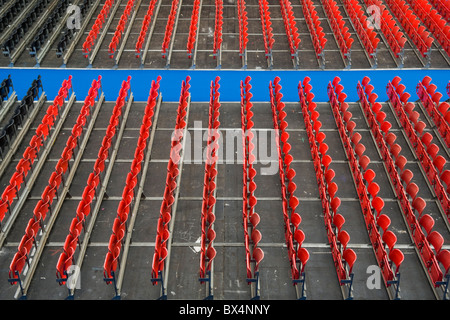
0, 0, 448, 301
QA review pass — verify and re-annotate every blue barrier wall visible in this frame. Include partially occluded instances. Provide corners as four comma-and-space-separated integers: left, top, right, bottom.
1, 67, 449, 102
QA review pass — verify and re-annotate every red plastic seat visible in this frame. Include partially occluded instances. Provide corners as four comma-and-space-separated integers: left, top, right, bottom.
333, 213, 345, 233
364, 169, 376, 185
427, 143, 440, 160
252, 247, 264, 272
355, 143, 366, 158
351, 132, 362, 146
437, 250, 450, 275
401, 169, 414, 185
414, 121, 426, 136
380, 121, 392, 135
389, 248, 404, 274
406, 182, 419, 200
427, 231, 444, 253
338, 230, 350, 251
421, 132, 433, 148
368, 182, 380, 199
343, 248, 357, 274
372, 196, 384, 217
250, 212, 261, 228
331, 197, 341, 215
297, 247, 309, 272
433, 155, 446, 174
390, 144, 402, 159
382, 230, 397, 251
325, 169, 335, 184
419, 214, 435, 235
359, 155, 372, 172
395, 155, 407, 173
294, 229, 305, 247
385, 132, 397, 147
412, 197, 427, 216
9, 252, 27, 282
322, 154, 332, 170
251, 229, 262, 247
328, 182, 338, 199
377, 214, 391, 233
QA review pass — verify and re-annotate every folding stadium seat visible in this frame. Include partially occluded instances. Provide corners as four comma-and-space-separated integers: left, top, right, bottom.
337, 229, 349, 251
389, 248, 404, 274
363, 169, 376, 186
382, 230, 397, 251
427, 231, 444, 254
427, 144, 440, 160
406, 182, 419, 200
331, 197, 341, 215
419, 214, 435, 235
9, 252, 27, 283
377, 214, 391, 233
437, 250, 450, 276
343, 248, 357, 274
412, 197, 427, 216
359, 155, 371, 172
333, 214, 345, 234
368, 182, 380, 199
372, 197, 384, 218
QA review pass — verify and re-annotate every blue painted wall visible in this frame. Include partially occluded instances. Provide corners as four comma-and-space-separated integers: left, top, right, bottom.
1, 67, 449, 103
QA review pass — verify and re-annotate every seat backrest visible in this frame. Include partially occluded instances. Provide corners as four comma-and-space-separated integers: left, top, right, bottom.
419, 214, 435, 235
343, 248, 357, 274
427, 231, 444, 253
376, 214, 391, 233
437, 250, 450, 275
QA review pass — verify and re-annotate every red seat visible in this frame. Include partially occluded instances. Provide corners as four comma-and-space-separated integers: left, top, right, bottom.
433, 155, 446, 174
338, 230, 350, 251
401, 169, 414, 185
294, 229, 305, 247
372, 196, 384, 217
358, 155, 370, 171
325, 169, 336, 184
414, 121, 426, 136
380, 121, 392, 135
252, 247, 264, 272
9, 252, 27, 282
437, 250, 450, 275
328, 182, 338, 199
395, 155, 407, 173
390, 144, 402, 159
364, 169, 376, 185
351, 132, 362, 146
427, 231, 444, 253
382, 230, 397, 251
406, 182, 419, 200
297, 247, 309, 273
427, 143, 440, 160
377, 214, 391, 233
389, 248, 404, 274
251, 229, 262, 247
368, 182, 380, 199
412, 197, 427, 216
355, 143, 366, 158
421, 132, 433, 148
331, 197, 341, 215
419, 214, 435, 235
343, 248, 357, 274
385, 132, 397, 147
250, 212, 261, 228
